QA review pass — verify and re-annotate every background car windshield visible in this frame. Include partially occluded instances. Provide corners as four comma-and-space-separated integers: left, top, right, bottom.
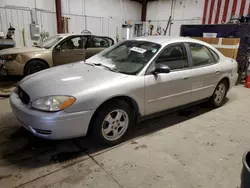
88, 40, 161, 75
36, 35, 62, 49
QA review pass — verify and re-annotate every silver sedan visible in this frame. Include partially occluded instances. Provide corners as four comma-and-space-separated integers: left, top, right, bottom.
10, 36, 238, 145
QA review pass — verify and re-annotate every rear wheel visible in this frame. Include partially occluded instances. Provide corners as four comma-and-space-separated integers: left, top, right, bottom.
24, 60, 48, 76
209, 80, 228, 107
91, 100, 133, 145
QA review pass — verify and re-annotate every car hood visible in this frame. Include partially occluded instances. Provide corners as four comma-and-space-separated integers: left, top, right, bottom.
0, 47, 45, 55
19, 62, 128, 101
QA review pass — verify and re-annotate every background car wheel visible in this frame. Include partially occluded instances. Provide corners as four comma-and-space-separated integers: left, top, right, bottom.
209, 80, 228, 108
91, 99, 134, 145
24, 60, 48, 76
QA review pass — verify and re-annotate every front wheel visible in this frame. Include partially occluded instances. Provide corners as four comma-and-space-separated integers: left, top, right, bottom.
209, 80, 228, 108
91, 100, 134, 145
24, 60, 48, 76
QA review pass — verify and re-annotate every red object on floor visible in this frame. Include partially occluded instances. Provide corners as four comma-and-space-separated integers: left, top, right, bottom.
245, 75, 250, 88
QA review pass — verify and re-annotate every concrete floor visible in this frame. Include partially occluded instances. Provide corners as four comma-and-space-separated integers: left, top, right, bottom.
0, 85, 249, 188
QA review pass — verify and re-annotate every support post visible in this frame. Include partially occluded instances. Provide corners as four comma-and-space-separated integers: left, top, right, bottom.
141, 0, 147, 21
55, 0, 63, 33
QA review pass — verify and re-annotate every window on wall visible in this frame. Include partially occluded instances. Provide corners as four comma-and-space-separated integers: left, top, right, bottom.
155, 43, 188, 70
188, 43, 214, 67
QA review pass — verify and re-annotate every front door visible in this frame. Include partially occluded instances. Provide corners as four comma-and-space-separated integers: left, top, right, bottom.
85, 36, 114, 59
186, 43, 222, 101
53, 36, 88, 66
145, 43, 193, 115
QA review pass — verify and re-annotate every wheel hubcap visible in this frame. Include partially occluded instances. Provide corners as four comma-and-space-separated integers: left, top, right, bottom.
214, 83, 226, 104
31, 65, 42, 73
101, 109, 129, 141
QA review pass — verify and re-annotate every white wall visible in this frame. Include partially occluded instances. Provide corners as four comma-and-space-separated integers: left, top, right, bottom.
0, 0, 55, 11
0, 0, 141, 47
146, 0, 204, 36
61, 0, 141, 40
0, 0, 56, 47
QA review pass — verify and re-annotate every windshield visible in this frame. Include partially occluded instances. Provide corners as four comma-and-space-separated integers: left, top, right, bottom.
87, 40, 161, 75
36, 35, 62, 49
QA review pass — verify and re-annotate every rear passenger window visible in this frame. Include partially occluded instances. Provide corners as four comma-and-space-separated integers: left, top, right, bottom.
188, 43, 214, 67
209, 49, 219, 62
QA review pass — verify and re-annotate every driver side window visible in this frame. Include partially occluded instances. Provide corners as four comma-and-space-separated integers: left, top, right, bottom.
87, 37, 113, 48
155, 43, 188, 71
60, 36, 87, 50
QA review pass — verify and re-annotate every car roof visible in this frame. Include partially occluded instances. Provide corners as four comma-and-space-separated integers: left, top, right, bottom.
134, 36, 208, 46
133, 36, 225, 58
56, 33, 115, 40
56, 33, 91, 37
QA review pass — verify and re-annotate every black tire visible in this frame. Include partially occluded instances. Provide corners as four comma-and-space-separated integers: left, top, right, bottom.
24, 60, 48, 76
91, 99, 134, 145
209, 80, 228, 108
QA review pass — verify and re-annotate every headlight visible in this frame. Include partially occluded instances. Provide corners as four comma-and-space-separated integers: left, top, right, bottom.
0, 54, 18, 61
31, 96, 76, 112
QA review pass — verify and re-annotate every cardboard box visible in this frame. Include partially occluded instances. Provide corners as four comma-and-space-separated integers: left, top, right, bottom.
192, 37, 240, 60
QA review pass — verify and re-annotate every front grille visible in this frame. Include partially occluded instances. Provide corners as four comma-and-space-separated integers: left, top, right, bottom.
33, 128, 52, 135
17, 86, 30, 105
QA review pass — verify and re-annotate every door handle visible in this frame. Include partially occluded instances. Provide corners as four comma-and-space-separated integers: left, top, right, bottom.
183, 76, 189, 80
77, 52, 85, 55
215, 70, 221, 74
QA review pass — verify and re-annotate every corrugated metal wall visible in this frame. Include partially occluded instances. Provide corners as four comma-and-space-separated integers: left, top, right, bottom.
0, 6, 105, 47
0, 7, 33, 47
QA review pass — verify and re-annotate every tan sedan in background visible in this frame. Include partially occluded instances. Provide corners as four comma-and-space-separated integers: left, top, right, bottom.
0, 33, 114, 76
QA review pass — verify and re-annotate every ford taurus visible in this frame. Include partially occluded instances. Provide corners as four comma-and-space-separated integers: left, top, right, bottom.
10, 36, 238, 145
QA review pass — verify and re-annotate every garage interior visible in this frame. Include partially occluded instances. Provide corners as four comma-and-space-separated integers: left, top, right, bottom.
0, 0, 250, 187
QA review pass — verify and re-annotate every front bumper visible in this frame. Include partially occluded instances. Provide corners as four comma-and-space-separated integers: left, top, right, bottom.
3, 60, 24, 76
10, 91, 95, 139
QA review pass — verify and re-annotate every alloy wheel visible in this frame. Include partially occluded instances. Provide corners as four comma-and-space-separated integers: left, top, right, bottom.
214, 83, 226, 104
101, 109, 129, 141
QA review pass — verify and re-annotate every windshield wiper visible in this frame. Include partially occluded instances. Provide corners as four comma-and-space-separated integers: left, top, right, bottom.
93, 63, 120, 73
85, 62, 94, 66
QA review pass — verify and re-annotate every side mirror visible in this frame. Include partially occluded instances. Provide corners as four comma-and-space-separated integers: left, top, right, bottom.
55, 45, 61, 51
153, 63, 170, 74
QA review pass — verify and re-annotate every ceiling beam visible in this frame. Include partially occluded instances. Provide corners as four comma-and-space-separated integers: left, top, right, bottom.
130, 0, 158, 4
130, 0, 158, 21
55, 0, 63, 33
130, 0, 143, 2
141, 0, 147, 21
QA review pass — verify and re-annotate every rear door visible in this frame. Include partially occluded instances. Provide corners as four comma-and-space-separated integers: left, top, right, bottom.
52, 36, 88, 66
186, 43, 222, 101
85, 36, 114, 59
